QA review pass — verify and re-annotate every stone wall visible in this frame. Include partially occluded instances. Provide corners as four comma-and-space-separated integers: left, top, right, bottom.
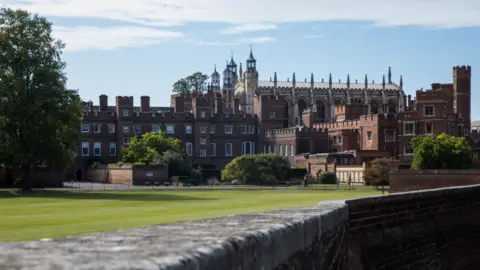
1, 185, 480, 269
390, 169, 480, 192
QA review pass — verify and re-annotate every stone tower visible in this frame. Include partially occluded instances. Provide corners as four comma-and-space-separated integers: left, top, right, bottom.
453, 65, 472, 132
243, 46, 258, 114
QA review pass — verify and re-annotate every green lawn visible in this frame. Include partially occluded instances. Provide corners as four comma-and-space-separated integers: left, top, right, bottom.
0, 189, 381, 241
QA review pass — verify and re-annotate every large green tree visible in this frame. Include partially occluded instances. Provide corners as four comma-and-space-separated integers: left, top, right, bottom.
221, 154, 290, 184
0, 8, 83, 191
410, 133, 472, 170
172, 72, 209, 94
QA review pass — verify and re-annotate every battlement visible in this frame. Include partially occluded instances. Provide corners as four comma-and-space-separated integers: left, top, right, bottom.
115, 96, 134, 107
126, 111, 256, 122
265, 126, 328, 138
415, 87, 449, 101
314, 114, 386, 130
82, 110, 117, 121
453, 65, 471, 77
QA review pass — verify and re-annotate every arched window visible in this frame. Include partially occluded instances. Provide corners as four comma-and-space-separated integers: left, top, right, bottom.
370, 100, 378, 114
387, 101, 396, 114
316, 100, 326, 120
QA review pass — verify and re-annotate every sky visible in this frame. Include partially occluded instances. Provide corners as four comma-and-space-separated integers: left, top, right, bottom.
2, 0, 479, 118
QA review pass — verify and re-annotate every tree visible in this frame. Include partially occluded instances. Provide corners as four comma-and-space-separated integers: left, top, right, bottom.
410, 133, 472, 170
221, 154, 290, 184
0, 9, 83, 191
363, 158, 391, 186
172, 72, 209, 94
120, 131, 183, 165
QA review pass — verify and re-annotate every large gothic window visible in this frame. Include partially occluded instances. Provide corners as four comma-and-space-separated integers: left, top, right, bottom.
298, 99, 307, 115
370, 100, 378, 114
316, 100, 326, 120
387, 100, 396, 114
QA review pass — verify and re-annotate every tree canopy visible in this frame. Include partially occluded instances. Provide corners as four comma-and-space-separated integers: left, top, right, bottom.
363, 158, 391, 185
410, 133, 472, 170
221, 154, 290, 184
120, 131, 183, 165
0, 8, 83, 190
172, 72, 209, 94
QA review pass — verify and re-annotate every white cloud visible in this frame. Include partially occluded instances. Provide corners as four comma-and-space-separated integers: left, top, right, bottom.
220, 23, 277, 35
53, 26, 184, 51
4, 0, 480, 29
186, 36, 276, 46
304, 34, 322, 39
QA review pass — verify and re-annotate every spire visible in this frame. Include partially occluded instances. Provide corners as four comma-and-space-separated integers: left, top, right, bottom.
382, 74, 386, 88
246, 44, 256, 71
273, 72, 277, 87
329, 73, 332, 88
364, 74, 368, 89
347, 74, 350, 88
292, 72, 296, 87
400, 75, 403, 89
388, 66, 392, 84
310, 73, 314, 88
239, 62, 243, 80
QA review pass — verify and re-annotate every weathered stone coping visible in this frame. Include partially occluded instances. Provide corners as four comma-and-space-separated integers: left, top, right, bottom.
0, 201, 348, 270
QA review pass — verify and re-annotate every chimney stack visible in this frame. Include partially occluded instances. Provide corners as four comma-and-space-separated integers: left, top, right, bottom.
215, 97, 223, 114
233, 98, 240, 114
99, 95, 108, 111
174, 96, 184, 113
140, 96, 150, 112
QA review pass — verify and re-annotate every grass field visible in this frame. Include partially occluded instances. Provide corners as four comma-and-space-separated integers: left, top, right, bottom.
0, 189, 382, 241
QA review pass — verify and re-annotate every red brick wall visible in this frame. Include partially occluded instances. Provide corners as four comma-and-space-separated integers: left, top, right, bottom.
390, 170, 480, 192
86, 165, 169, 185
347, 185, 480, 269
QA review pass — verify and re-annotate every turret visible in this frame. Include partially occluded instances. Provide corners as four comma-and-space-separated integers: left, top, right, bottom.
211, 65, 221, 92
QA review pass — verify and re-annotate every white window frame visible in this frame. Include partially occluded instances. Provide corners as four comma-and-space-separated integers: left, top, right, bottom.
210, 125, 216, 134
403, 121, 416, 136
93, 142, 101, 156
185, 125, 192, 134
93, 124, 101, 133
210, 143, 216, 156
241, 125, 255, 134
152, 125, 160, 133
108, 124, 115, 134
404, 142, 414, 155
81, 124, 89, 133
290, 144, 294, 156
200, 149, 207, 157
186, 142, 193, 156
385, 130, 395, 142
225, 125, 233, 134
200, 138, 206, 145
423, 105, 435, 117
109, 142, 116, 156
200, 126, 207, 134
81, 142, 89, 156
122, 109, 129, 117
241, 142, 255, 155
166, 124, 175, 134
425, 122, 433, 135
122, 126, 129, 133
225, 143, 233, 156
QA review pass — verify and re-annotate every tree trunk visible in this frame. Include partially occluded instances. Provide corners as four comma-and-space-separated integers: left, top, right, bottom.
21, 164, 33, 192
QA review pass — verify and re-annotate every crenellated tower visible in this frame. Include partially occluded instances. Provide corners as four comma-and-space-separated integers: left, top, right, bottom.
453, 65, 472, 132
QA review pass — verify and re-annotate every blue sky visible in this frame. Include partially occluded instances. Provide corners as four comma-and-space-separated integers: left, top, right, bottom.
3, 0, 480, 118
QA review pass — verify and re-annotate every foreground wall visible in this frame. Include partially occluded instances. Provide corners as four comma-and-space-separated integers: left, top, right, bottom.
1, 185, 480, 269
390, 169, 480, 192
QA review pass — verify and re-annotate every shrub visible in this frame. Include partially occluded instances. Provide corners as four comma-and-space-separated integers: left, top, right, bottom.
363, 158, 391, 186
319, 172, 337, 184
221, 154, 290, 184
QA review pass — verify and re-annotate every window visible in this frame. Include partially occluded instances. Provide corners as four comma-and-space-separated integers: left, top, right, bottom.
279, 144, 283, 155
268, 145, 272, 153
185, 142, 193, 156
200, 111, 206, 118
109, 142, 116, 156
464, 128, 469, 136
185, 125, 192, 134
269, 112, 276, 119
200, 138, 206, 144
225, 125, 233, 134
93, 142, 101, 156
122, 126, 129, 133
200, 126, 207, 134
122, 109, 129, 117
263, 145, 267, 153
284, 145, 289, 156
166, 125, 175, 134
404, 142, 414, 155
93, 124, 101, 133
423, 105, 434, 116
366, 131, 373, 143
241, 125, 255, 134
200, 149, 207, 157
290, 144, 295, 156
241, 142, 255, 155
108, 124, 115, 134
134, 125, 141, 134
385, 130, 395, 142
225, 143, 233, 156
457, 125, 463, 137
210, 143, 216, 156
404, 122, 415, 135
152, 125, 160, 133
81, 125, 89, 133
210, 125, 216, 134
122, 137, 130, 145
425, 122, 433, 134
81, 142, 89, 156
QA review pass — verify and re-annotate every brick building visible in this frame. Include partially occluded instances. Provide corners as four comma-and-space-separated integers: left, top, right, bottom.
76, 49, 471, 179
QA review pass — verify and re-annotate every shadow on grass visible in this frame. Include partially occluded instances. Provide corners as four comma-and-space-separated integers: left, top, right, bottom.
0, 190, 217, 202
